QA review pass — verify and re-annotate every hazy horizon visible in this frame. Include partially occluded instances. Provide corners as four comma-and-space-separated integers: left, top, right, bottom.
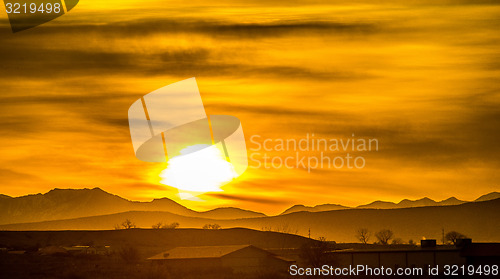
1, 187, 498, 216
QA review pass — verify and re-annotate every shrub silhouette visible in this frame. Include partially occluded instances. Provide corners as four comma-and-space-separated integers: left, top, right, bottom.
391, 238, 403, 245
203, 224, 221, 230
152, 222, 179, 229
163, 222, 179, 229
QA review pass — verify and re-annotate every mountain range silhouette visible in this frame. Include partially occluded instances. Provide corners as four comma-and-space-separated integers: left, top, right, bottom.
0, 188, 498, 243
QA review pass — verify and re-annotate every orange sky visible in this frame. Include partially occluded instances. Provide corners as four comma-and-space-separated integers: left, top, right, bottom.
0, 0, 499, 214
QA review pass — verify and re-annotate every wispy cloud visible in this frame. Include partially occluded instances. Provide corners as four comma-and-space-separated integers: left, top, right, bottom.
207, 193, 289, 205
0, 1, 499, 212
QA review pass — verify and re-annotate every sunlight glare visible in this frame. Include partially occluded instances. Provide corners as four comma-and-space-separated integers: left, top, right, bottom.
159, 144, 238, 194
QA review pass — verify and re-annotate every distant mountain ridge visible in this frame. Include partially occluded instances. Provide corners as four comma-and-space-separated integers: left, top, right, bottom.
0, 188, 266, 225
281, 192, 499, 214
475, 192, 500, 202
356, 196, 466, 210
1, 198, 499, 243
281, 204, 349, 215
1, 188, 498, 225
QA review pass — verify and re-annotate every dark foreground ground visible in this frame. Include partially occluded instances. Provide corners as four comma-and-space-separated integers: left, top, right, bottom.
0, 252, 291, 279
0, 229, 497, 279
0, 229, 304, 279
1, 252, 486, 279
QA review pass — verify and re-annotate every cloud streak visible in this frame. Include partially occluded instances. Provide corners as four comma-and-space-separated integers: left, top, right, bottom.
0, 1, 499, 212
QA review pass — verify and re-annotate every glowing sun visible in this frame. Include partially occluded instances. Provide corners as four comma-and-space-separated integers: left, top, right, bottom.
159, 144, 238, 198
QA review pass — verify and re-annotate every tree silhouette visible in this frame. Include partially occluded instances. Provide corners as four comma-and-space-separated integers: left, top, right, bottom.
445, 231, 467, 245
121, 219, 136, 229
152, 222, 163, 229
152, 222, 179, 229
391, 238, 403, 245
375, 229, 394, 245
356, 228, 371, 244
163, 222, 179, 229
203, 223, 221, 230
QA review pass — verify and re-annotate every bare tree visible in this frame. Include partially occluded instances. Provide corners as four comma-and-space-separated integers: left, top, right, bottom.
356, 228, 371, 244
375, 229, 394, 245
121, 219, 136, 229
445, 231, 467, 245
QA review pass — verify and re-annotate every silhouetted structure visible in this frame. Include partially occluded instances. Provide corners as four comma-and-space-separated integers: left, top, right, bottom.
148, 244, 294, 273
461, 243, 500, 265
333, 239, 500, 270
